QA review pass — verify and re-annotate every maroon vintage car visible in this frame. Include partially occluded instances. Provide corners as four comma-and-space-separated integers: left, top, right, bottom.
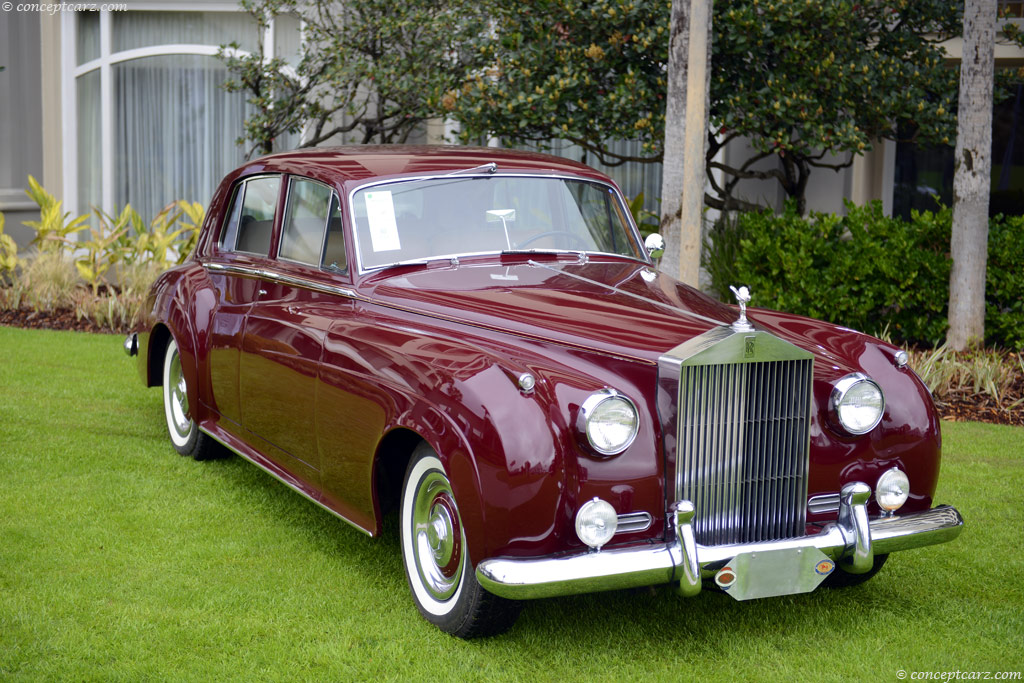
126, 146, 963, 638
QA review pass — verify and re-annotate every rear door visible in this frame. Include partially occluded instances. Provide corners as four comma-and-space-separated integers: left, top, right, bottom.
204, 175, 282, 428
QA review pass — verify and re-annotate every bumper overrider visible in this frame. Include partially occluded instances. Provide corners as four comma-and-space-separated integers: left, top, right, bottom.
476, 482, 963, 601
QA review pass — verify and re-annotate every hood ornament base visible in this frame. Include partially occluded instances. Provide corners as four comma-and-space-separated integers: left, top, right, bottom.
729, 285, 754, 332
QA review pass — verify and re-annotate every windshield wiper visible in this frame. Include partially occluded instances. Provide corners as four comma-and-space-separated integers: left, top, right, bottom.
445, 162, 497, 176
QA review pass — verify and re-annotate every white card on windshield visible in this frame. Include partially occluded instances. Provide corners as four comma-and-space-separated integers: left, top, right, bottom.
364, 190, 402, 252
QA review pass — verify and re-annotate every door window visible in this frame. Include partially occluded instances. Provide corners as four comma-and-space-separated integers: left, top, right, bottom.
279, 178, 333, 266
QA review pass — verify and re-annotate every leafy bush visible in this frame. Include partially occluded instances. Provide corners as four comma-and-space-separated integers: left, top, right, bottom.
704, 201, 1023, 349
21, 250, 80, 312
0, 177, 204, 332
986, 215, 1024, 349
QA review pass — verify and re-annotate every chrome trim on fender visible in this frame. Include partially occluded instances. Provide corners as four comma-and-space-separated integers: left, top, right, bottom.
616, 511, 653, 534
475, 496, 964, 601
808, 493, 841, 515
203, 261, 357, 299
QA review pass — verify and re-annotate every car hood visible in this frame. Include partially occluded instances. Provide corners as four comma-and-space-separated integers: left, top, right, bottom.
362, 259, 744, 363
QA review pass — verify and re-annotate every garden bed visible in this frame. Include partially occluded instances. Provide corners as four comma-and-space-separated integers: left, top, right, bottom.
1, 310, 1020, 427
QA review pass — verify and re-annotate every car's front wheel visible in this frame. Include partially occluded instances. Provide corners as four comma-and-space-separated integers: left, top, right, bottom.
400, 443, 521, 638
162, 337, 222, 461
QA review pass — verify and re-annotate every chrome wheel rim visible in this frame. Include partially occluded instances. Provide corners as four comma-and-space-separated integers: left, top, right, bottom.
168, 352, 191, 438
411, 469, 464, 602
163, 340, 194, 448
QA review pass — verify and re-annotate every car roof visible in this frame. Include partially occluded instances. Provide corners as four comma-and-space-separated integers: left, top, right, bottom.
232, 145, 614, 186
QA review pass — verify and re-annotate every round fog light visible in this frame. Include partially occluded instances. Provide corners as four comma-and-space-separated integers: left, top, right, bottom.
575, 498, 618, 550
876, 467, 910, 514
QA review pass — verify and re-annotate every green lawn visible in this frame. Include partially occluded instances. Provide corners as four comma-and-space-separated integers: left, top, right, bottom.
1, 326, 1021, 681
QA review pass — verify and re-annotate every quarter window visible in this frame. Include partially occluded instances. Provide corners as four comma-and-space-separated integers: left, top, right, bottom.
220, 176, 281, 256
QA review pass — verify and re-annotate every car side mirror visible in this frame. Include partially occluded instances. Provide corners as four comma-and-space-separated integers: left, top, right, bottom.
644, 233, 665, 261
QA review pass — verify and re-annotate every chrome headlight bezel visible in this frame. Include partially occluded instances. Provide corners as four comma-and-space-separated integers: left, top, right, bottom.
829, 373, 885, 435
578, 388, 640, 457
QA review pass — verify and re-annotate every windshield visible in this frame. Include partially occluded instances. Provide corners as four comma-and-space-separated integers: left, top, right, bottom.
351, 175, 643, 270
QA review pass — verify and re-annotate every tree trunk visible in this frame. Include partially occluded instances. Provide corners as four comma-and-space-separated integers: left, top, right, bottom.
657, 0, 691, 279
658, 0, 713, 286
947, 0, 996, 351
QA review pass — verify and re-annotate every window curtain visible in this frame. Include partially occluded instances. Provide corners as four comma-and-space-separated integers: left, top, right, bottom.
114, 54, 249, 222
76, 69, 102, 219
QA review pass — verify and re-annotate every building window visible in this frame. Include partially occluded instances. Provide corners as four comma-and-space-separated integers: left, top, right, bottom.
66, 9, 299, 222
893, 83, 1024, 219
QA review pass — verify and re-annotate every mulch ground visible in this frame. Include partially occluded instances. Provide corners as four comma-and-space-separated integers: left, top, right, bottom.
2, 307, 1021, 426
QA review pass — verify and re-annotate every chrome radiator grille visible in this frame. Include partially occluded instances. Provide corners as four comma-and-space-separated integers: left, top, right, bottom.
676, 358, 813, 546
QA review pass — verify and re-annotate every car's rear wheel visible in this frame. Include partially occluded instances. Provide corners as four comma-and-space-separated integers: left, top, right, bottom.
824, 553, 889, 588
162, 337, 222, 461
400, 443, 521, 638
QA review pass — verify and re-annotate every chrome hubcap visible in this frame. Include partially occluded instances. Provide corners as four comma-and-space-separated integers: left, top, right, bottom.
412, 471, 464, 601
168, 351, 191, 439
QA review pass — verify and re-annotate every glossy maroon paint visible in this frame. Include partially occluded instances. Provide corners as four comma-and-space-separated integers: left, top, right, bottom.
136, 146, 943, 566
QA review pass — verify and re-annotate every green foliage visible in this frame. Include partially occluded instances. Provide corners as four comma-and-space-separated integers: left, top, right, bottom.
21, 250, 80, 312
986, 215, 1024, 349
0, 178, 201, 330
449, 0, 667, 165
448, 0, 962, 211
706, 202, 1024, 349
220, 0, 488, 156
627, 192, 659, 236
22, 175, 90, 253
0, 212, 20, 278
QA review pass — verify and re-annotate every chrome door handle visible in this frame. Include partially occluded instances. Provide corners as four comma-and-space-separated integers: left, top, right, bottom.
258, 289, 267, 296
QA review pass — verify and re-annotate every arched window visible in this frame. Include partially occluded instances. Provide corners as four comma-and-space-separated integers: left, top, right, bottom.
65, 8, 301, 222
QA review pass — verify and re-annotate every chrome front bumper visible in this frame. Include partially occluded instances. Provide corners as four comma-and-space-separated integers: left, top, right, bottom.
475, 482, 964, 600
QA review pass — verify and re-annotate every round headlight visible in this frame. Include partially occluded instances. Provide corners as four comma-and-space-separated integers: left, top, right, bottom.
876, 467, 910, 513
575, 498, 618, 549
580, 389, 639, 456
830, 374, 885, 435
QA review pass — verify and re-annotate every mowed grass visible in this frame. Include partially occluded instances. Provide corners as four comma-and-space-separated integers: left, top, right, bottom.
1, 325, 1021, 682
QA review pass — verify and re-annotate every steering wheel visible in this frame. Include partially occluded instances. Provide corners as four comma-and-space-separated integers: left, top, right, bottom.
514, 230, 590, 250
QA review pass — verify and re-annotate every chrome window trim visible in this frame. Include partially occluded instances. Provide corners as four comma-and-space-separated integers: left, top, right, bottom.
346, 172, 650, 276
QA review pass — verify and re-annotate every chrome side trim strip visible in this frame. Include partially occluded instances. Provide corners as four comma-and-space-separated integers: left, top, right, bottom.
198, 425, 374, 537
203, 261, 357, 299
475, 501, 964, 601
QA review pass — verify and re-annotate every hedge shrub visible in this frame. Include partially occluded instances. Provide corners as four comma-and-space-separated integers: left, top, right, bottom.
703, 201, 1023, 349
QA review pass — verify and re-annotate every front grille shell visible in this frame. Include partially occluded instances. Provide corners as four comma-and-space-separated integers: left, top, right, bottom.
658, 327, 814, 547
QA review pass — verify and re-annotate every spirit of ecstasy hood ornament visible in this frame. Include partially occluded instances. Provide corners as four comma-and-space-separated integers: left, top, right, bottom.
729, 285, 754, 332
